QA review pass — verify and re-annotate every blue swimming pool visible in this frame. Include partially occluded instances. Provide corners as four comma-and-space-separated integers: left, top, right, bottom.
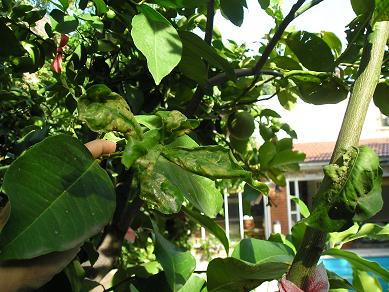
321, 256, 389, 290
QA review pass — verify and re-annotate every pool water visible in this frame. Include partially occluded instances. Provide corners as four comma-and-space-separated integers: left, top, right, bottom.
321, 256, 389, 290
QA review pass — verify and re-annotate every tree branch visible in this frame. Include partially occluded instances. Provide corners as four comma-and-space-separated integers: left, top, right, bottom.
295, 0, 325, 18
286, 21, 389, 289
204, 0, 215, 46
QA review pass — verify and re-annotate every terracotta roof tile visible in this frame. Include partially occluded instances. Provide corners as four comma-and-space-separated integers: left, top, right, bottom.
294, 138, 389, 162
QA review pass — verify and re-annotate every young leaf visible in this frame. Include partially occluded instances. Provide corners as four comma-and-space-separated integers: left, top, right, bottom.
179, 274, 205, 292
324, 249, 389, 282
154, 231, 196, 292
286, 31, 334, 72
77, 84, 142, 137
0, 135, 116, 260
352, 269, 382, 292
131, 5, 182, 85
290, 196, 310, 218
183, 206, 229, 254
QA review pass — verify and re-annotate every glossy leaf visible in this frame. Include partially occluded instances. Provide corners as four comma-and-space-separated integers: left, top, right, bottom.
352, 269, 382, 292
258, 0, 270, 10
131, 5, 182, 85
306, 146, 383, 232
321, 32, 342, 57
183, 206, 229, 254
220, 0, 246, 27
77, 84, 142, 137
92, 0, 108, 14
180, 274, 205, 292
290, 196, 310, 218
373, 81, 389, 116
286, 31, 334, 72
324, 248, 389, 282
154, 231, 196, 291
207, 257, 291, 292
351, 0, 375, 15
179, 31, 235, 80
231, 238, 294, 264
0, 135, 116, 260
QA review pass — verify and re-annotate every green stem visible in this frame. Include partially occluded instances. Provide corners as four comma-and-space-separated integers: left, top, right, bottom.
286, 21, 389, 289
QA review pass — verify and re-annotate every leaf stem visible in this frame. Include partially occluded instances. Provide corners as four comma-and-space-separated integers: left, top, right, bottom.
286, 21, 389, 289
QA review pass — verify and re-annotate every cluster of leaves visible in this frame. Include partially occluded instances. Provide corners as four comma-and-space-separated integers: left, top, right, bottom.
0, 0, 388, 291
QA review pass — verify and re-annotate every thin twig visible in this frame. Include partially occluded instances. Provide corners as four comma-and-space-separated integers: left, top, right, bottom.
295, 0, 325, 18
204, 0, 215, 46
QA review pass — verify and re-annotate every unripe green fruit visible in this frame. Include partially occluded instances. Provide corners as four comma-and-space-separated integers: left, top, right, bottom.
228, 111, 255, 140
106, 9, 116, 19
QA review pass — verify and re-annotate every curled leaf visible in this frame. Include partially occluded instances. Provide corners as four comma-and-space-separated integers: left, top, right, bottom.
77, 84, 142, 137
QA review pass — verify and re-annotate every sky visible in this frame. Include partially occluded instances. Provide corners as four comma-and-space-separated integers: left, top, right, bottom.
213, 0, 385, 143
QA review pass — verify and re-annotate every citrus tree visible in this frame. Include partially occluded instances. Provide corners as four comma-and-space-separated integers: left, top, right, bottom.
0, 0, 388, 291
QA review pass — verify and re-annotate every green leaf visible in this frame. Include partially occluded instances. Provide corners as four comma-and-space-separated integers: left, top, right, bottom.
131, 5, 182, 85
290, 196, 310, 218
135, 115, 162, 130
153, 0, 208, 8
258, 141, 277, 170
155, 157, 223, 217
306, 146, 383, 232
0, 135, 116, 260
267, 233, 296, 254
92, 0, 108, 14
231, 238, 294, 264
58, 0, 69, 10
162, 145, 268, 193
258, 0, 270, 10
270, 56, 302, 70
50, 10, 79, 33
328, 223, 359, 248
321, 32, 342, 57
0, 18, 24, 57
154, 231, 196, 292
183, 206, 229, 254
324, 248, 389, 282
179, 49, 208, 87
156, 110, 199, 142
286, 31, 334, 72
122, 129, 161, 169
179, 274, 205, 292
77, 84, 142, 137
64, 260, 85, 292
207, 257, 291, 292
351, 0, 375, 15
220, 0, 245, 27
373, 0, 389, 23
293, 76, 349, 105
179, 31, 235, 80
352, 269, 382, 292
327, 270, 354, 290
269, 150, 305, 168
278, 88, 298, 110
162, 146, 251, 180
373, 81, 389, 116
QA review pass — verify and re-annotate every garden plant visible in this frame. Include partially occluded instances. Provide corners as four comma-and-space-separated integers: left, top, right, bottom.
0, 0, 389, 291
